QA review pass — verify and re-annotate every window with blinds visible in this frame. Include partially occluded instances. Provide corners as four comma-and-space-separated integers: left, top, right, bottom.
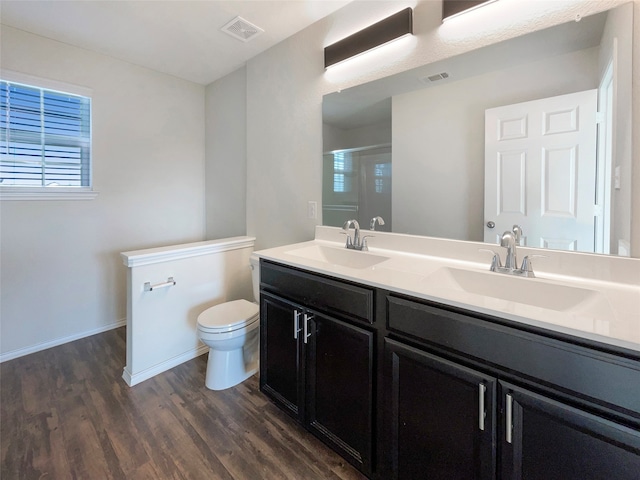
0, 80, 91, 187
333, 151, 353, 193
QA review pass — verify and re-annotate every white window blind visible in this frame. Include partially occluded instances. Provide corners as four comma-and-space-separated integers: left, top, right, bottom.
0, 80, 91, 187
333, 151, 353, 193
374, 162, 391, 193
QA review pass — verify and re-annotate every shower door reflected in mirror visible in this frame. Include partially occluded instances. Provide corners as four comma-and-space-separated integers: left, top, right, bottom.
322, 145, 391, 231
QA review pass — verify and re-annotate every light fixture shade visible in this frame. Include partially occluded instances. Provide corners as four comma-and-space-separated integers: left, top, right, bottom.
324, 8, 413, 69
442, 0, 495, 20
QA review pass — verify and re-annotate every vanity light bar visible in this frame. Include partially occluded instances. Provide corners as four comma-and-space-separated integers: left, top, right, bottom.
442, 0, 498, 21
324, 8, 413, 69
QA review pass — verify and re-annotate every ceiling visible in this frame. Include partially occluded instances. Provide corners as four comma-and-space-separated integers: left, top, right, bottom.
0, 0, 352, 85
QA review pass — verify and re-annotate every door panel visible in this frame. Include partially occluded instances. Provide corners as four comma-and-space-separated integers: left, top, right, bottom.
260, 294, 303, 420
307, 313, 374, 475
500, 382, 640, 480
542, 145, 577, 217
384, 338, 496, 480
485, 90, 597, 252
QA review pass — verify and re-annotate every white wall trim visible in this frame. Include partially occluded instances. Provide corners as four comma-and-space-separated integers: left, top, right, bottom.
122, 344, 208, 387
1, 68, 93, 97
121, 236, 256, 267
0, 187, 99, 201
0, 318, 126, 363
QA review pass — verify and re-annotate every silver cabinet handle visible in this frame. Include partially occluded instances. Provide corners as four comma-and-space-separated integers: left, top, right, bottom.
293, 309, 302, 339
506, 393, 513, 444
303, 313, 313, 344
486, 221, 495, 229
479, 383, 487, 431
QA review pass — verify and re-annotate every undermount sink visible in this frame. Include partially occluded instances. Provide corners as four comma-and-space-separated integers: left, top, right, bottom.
426, 267, 609, 313
286, 244, 389, 269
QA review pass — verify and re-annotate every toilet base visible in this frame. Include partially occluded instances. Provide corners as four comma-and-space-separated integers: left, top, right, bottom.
204, 346, 258, 391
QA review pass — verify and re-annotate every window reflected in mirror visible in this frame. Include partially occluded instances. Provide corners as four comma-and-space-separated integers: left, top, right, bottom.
323, 145, 392, 231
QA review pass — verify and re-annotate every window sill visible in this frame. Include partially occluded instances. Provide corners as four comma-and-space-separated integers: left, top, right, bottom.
0, 187, 99, 201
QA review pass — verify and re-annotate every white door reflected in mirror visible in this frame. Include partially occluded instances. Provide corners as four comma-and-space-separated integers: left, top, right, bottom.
484, 90, 599, 253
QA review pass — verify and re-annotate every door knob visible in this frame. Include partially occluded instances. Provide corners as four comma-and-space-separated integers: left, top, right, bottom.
486, 221, 495, 229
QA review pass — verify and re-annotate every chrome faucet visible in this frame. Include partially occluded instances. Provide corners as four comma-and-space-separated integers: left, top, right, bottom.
512, 224, 523, 246
500, 231, 518, 269
342, 219, 371, 251
485, 230, 536, 278
370, 216, 385, 231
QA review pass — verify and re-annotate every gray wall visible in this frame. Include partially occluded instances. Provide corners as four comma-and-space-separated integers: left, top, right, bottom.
323, 120, 392, 153
205, 67, 247, 239
0, 26, 205, 358
599, 3, 634, 254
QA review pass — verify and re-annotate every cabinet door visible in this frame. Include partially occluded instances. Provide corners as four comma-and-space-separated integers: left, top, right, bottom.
500, 381, 640, 480
306, 312, 375, 476
384, 338, 497, 480
260, 293, 304, 421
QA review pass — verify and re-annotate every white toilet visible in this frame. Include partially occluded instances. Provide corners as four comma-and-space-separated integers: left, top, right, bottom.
196, 254, 260, 390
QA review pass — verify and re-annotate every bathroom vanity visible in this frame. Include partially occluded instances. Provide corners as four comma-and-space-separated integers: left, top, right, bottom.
260, 260, 376, 474
256, 227, 640, 479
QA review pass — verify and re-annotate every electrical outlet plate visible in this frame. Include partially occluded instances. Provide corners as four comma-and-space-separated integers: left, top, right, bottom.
307, 201, 317, 219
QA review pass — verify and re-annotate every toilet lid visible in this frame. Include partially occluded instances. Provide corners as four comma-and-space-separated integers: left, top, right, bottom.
197, 299, 259, 332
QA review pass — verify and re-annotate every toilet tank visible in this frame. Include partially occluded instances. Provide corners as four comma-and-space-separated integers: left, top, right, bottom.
249, 254, 260, 302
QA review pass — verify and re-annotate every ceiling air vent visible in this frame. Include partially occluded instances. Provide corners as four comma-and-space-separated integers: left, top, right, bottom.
420, 72, 450, 83
221, 16, 264, 42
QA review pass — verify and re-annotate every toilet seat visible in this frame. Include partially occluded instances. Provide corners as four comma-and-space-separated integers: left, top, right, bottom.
197, 299, 259, 334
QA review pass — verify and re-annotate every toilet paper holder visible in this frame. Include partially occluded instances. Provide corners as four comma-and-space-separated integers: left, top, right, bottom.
144, 277, 176, 292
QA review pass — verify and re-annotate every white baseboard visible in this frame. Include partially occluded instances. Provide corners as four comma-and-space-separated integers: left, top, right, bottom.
0, 319, 127, 363
122, 344, 208, 387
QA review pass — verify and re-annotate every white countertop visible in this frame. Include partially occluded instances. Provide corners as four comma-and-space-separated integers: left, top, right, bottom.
255, 228, 640, 354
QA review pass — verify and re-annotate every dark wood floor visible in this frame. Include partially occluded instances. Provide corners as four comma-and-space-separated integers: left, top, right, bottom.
1, 327, 367, 480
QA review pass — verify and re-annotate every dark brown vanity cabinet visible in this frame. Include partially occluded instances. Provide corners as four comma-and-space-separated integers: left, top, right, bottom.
259, 261, 375, 476
259, 260, 640, 479
500, 382, 640, 480
384, 294, 640, 480
384, 338, 497, 479
260, 294, 304, 418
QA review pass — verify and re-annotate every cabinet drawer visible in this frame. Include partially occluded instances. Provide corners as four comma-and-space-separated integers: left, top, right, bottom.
387, 294, 640, 420
260, 261, 374, 324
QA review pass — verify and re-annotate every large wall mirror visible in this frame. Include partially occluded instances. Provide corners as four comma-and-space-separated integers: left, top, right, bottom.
323, 2, 633, 257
